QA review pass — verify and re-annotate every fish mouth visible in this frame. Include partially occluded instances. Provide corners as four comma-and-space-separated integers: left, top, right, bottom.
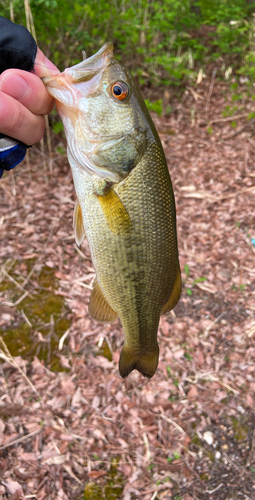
65, 43, 114, 83
43, 43, 114, 86
44, 43, 130, 182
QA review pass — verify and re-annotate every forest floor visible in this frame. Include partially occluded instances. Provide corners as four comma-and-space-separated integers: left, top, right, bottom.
0, 73, 255, 500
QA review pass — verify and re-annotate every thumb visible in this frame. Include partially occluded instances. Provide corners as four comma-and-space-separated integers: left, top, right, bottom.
33, 48, 60, 78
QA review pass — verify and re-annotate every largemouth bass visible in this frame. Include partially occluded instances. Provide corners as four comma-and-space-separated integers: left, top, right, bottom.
44, 43, 181, 378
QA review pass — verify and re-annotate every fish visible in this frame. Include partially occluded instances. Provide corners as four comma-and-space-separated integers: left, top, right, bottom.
44, 43, 181, 378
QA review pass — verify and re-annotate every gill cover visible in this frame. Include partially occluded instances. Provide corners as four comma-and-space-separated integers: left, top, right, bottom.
43, 43, 124, 182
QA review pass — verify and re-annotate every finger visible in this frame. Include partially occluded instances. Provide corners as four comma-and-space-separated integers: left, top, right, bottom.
0, 91, 46, 145
33, 48, 60, 78
0, 69, 54, 115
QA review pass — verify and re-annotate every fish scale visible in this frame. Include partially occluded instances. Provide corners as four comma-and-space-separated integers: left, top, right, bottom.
70, 141, 179, 376
44, 43, 181, 378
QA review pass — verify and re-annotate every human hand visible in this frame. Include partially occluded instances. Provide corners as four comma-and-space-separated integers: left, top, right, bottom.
0, 48, 59, 145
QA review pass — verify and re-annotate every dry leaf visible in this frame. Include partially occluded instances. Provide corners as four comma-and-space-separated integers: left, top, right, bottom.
187, 385, 198, 400
88, 470, 107, 478
3, 480, 25, 499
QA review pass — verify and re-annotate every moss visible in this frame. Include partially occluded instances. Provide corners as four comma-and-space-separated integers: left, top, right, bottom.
96, 340, 112, 361
192, 434, 202, 446
0, 261, 70, 371
84, 483, 102, 499
84, 458, 124, 499
231, 416, 249, 442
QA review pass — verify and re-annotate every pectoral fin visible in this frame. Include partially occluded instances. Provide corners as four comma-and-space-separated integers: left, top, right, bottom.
96, 188, 131, 235
89, 279, 118, 323
73, 199, 86, 246
160, 264, 182, 315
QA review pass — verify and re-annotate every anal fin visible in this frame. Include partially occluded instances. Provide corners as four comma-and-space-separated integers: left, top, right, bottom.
160, 264, 182, 315
73, 199, 86, 246
89, 279, 118, 323
96, 188, 131, 235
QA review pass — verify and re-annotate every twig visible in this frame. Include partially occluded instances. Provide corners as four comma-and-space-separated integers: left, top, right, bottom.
210, 113, 247, 124
58, 328, 70, 351
3, 269, 33, 298
0, 337, 38, 394
73, 280, 93, 290
22, 264, 37, 288
182, 457, 206, 486
63, 464, 82, 484
159, 413, 187, 436
223, 117, 255, 140
180, 444, 198, 459
246, 429, 255, 466
21, 310, 32, 327
223, 451, 250, 475
0, 181, 16, 200
206, 67, 218, 121
150, 492, 158, 500
199, 113, 247, 127
205, 483, 223, 494
185, 371, 239, 395
75, 245, 87, 259
247, 322, 255, 338
182, 184, 255, 202
202, 313, 227, 338
205, 374, 239, 395
0, 427, 42, 451
45, 115, 53, 174
0, 259, 16, 283
2, 290, 29, 307
143, 432, 151, 462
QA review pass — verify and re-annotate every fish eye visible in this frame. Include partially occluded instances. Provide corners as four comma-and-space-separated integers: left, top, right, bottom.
111, 82, 129, 101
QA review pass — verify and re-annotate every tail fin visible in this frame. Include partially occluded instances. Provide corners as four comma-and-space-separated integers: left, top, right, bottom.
119, 345, 159, 378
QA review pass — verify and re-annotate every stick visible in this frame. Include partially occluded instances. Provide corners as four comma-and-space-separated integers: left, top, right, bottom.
206, 67, 218, 121
0, 337, 38, 394
0, 427, 42, 451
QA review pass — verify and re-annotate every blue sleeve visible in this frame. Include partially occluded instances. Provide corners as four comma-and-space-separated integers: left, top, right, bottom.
0, 135, 28, 178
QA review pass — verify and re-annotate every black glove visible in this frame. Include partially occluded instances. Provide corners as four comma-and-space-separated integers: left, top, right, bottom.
0, 16, 37, 178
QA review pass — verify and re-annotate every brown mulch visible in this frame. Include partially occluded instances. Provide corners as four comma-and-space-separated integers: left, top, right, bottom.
0, 74, 255, 500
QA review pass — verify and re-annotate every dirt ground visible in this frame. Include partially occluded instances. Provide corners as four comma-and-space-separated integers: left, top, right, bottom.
0, 73, 255, 500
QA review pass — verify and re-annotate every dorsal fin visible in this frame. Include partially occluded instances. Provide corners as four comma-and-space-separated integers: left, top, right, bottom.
73, 199, 86, 246
89, 279, 118, 323
160, 264, 182, 315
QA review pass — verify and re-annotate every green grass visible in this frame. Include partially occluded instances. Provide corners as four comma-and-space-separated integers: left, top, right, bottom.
3, 0, 255, 87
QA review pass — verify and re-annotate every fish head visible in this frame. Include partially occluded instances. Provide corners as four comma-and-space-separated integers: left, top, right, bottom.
44, 43, 154, 183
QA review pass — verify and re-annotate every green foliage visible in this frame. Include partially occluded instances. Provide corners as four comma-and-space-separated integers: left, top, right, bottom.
222, 105, 239, 117
238, 52, 255, 81
145, 98, 163, 115
247, 112, 255, 120
184, 263, 190, 279
185, 272, 207, 296
51, 121, 64, 135
184, 351, 193, 360
167, 450, 181, 462
2, 0, 255, 86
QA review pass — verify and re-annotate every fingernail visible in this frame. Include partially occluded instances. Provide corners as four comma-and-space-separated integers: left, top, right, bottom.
34, 48, 60, 78
45, 56, 60, 74
0, 73, 29, 100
